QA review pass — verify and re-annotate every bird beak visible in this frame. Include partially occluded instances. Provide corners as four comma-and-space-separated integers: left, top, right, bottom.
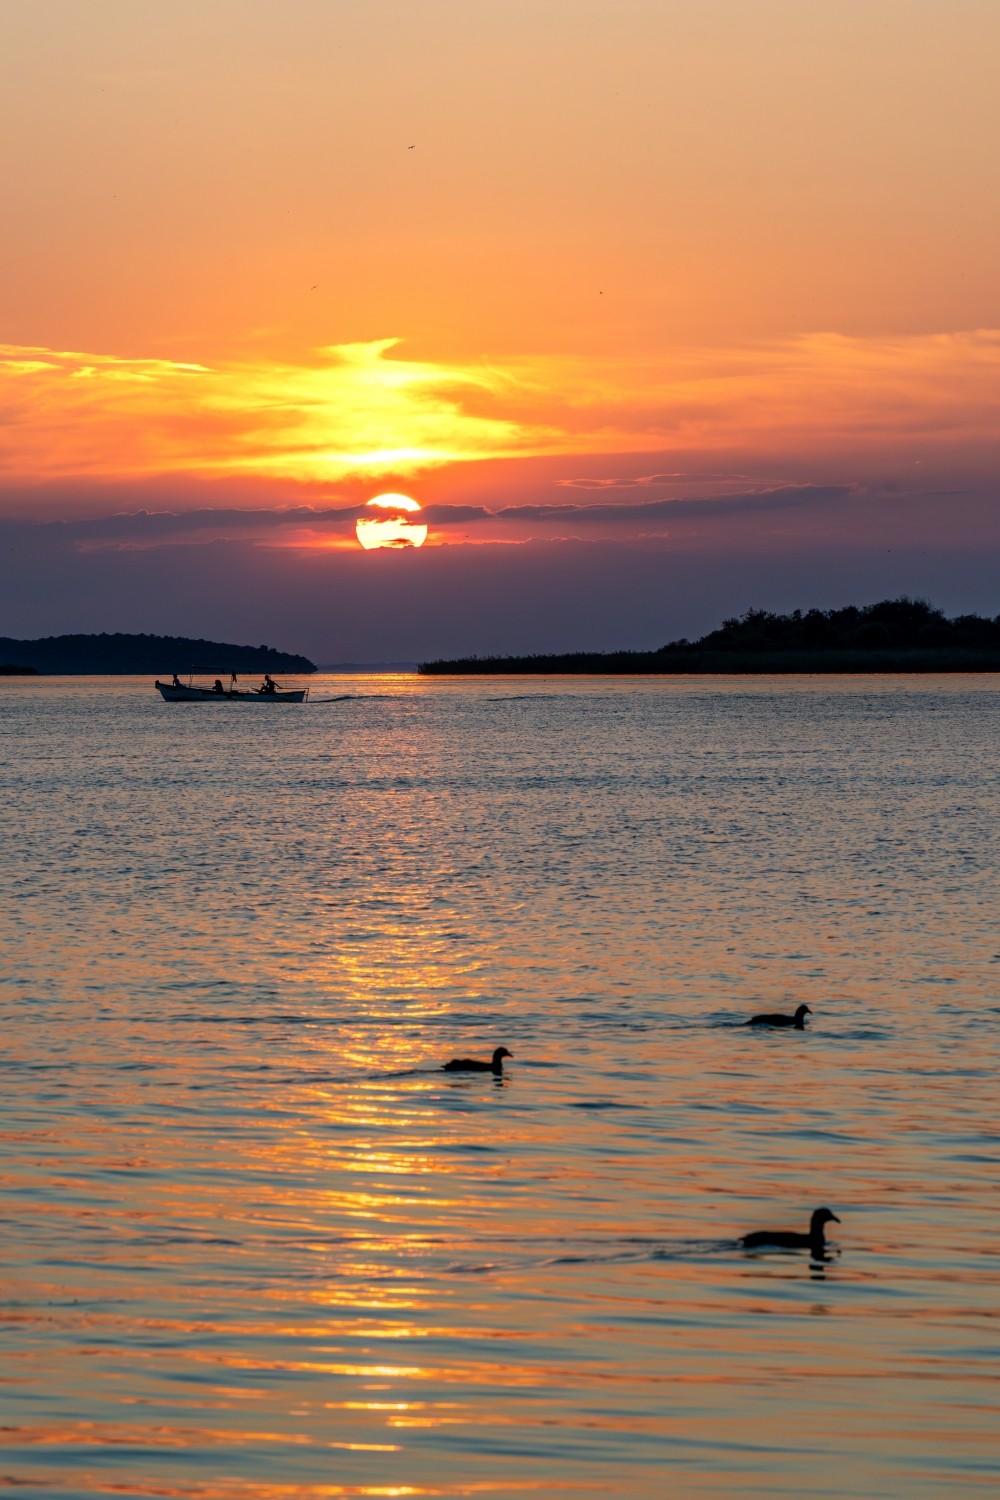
830, 1213, 840, 1223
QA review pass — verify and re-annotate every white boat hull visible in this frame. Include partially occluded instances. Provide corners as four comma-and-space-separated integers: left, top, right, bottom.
155, 682, 307, 702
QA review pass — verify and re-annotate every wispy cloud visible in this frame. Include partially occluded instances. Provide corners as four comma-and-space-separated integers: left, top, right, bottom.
0, 340, 535, 486
1, 331, 999, 496
554, 472, 753, 491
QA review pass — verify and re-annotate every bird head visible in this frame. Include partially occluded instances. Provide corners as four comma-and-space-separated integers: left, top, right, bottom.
812, 1207, 840, 1229
493, 1047, 512, 1063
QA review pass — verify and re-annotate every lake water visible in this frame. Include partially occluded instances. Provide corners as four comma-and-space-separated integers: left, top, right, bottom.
1, 674, 998, 1498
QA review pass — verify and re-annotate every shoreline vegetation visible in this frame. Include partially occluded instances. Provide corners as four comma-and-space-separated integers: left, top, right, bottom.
418, 598, 1000, 675
0, 633, 316, 676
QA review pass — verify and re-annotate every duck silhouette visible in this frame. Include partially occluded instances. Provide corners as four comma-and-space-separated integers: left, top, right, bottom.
746, 1002, 811, 1029
741, 1207, 840, 1253
443, 1046, 511, 1075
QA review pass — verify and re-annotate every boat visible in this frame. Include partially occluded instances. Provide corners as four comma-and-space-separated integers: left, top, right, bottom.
155, 676, 308, 703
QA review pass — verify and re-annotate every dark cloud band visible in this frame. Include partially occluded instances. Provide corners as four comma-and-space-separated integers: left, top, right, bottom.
10, 483, 854, 549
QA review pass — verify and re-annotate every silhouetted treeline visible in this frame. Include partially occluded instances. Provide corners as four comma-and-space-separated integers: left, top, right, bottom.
0, 633, 316, 675
675, 598, 1000, 654
419, 598, 1000, 674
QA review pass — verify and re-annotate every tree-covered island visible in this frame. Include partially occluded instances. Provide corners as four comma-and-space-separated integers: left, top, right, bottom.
419, 598, 1000, 675
0, 633, 316, 675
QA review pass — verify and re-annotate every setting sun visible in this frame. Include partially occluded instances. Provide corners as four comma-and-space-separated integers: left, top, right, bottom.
355, 493, 429, 551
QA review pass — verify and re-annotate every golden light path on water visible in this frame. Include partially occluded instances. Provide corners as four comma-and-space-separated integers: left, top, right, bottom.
0, 674, 998, 1497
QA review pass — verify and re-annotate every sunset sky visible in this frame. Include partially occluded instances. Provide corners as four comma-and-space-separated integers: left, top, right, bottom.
2, 0, 998, 660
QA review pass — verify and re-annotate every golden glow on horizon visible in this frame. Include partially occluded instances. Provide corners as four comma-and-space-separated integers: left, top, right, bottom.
357, 494, 429, 551
1, 331, 1000, 499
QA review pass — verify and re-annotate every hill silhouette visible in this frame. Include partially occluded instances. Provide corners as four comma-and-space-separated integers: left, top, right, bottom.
419, 598, 1000, 674
0, 632, 316, 675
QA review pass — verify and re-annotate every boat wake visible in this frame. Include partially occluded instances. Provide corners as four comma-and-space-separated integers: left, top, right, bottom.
445, 1236, 739, 1276
310, 693, 402, 703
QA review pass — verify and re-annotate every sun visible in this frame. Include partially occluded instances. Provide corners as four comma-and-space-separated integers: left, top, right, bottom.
355, 493, 429, 550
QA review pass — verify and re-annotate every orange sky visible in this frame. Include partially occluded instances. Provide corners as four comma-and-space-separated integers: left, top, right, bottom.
3, 5, 998, 364
0, 0, 998, 648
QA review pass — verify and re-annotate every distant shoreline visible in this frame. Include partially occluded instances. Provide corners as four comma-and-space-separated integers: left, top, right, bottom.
315, 662, 417, 674
419, 600, 1000, 675
418, 649, 1000, 675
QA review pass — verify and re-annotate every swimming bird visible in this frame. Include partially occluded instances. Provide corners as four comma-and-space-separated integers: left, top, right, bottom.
443, 1046, 511, 1075
741, 1207, 840, 1253
746, 1003, 811, 1029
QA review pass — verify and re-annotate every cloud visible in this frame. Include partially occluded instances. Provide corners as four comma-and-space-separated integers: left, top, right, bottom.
13, 483, 855, 554
554, 472, 752, 491
0, 339, 536, 488
49, 504, 360, 547
1, 331, 999, 510
486, 485, 851, 526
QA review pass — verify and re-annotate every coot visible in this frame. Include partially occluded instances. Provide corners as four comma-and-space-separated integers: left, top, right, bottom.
741, 1206, 840, 1252
443, 1046, 512, 1075
747, 1003, 811, 1029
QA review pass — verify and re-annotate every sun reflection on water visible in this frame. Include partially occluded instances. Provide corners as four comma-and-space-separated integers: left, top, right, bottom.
2, 676, 999, 1496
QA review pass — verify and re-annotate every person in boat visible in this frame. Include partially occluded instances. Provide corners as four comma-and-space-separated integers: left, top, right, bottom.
213, 679, 224, 694
260, 673, 278, 694
171, 673, 182, 688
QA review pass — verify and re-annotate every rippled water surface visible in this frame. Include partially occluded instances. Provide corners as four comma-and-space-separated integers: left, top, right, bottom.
2, 674, 998, 1498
